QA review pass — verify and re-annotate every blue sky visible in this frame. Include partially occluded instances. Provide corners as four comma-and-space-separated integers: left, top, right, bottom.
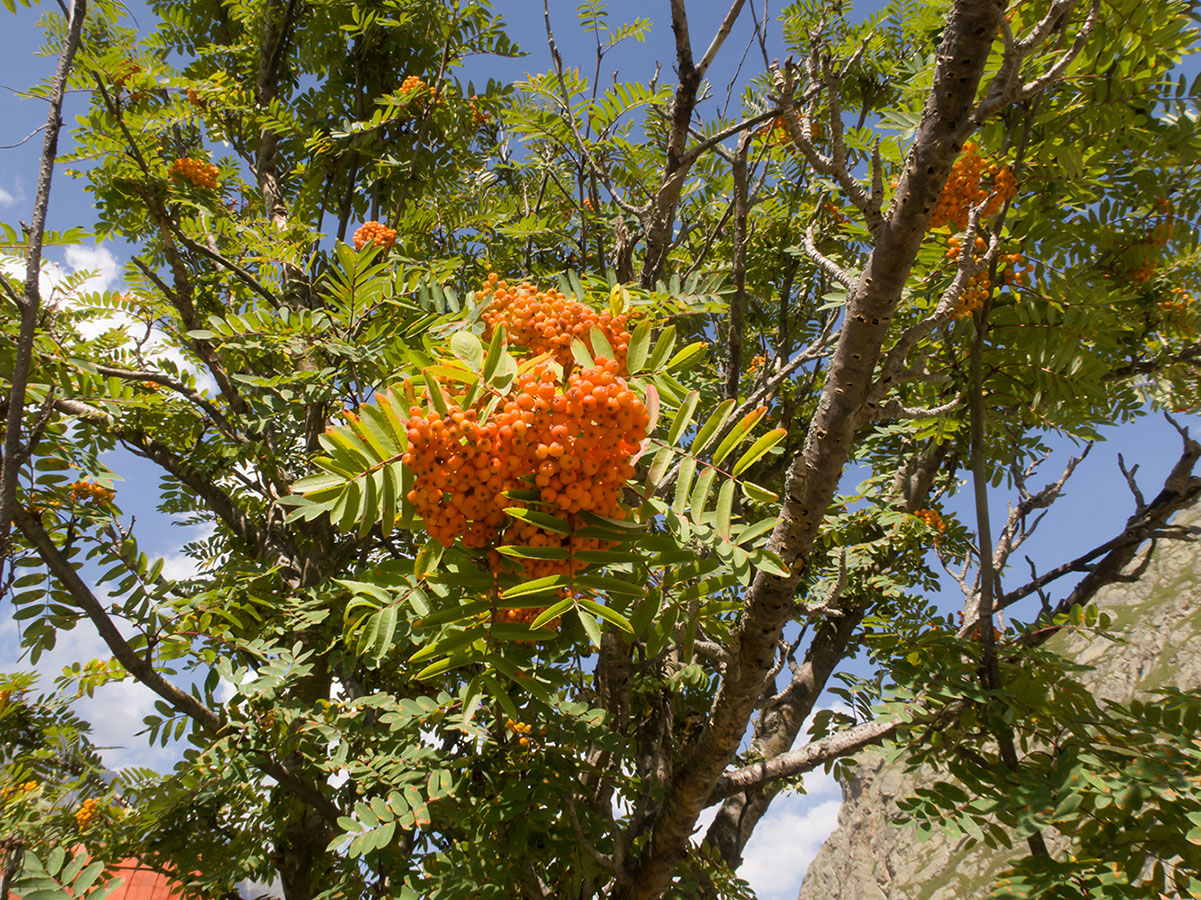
0, 3, 1199, 899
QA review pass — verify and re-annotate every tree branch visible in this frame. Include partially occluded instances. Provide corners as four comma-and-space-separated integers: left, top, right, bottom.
614, 0, 1008, 892
0, 0, 86, 553
709, 717, 895, 801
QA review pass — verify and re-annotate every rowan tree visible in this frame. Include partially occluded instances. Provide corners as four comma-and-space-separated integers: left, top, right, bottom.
2, 0, 1201, 898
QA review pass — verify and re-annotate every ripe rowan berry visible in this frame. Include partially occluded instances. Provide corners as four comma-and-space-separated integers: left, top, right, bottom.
68, 481, 115, 506
75, 797, 101, 829
170, 157, 219, 191
477, 278, 633, 372
353, 221, 397, 251
929, 143, 1015, 232
914, 508, 946, 532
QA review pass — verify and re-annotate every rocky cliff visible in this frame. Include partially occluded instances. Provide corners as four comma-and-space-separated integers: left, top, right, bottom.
796, 511, 1201, 900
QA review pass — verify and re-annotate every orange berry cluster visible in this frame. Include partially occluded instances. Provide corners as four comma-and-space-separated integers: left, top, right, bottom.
0, 780, 38, 802
477, 275, 632, 372
113, 58, 141, 88
749, 354, 766, 371
946, 238, 1035, 319
914, 508, 946, 532
402, 357, 648, 551
469, 97, 491, 125
68, 481, 115, 506
401, 75, 443, 108
930, 143, 1016, 231
765, 115, 822, 147
823, 200, 847, 227
1000, 253, 1036, 288
170, 157, 219, 191
1159, 287, 1194, 322
582, 197, 597, 213
403, 404, 507, 549
75, 797, 101, 829
953, 274, 991, 320
1112, 206, 1175, 285
353, 221, 397, 251
505, 719, 534, 747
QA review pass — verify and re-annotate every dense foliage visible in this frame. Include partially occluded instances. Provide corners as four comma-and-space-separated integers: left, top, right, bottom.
2, 0, 1201, 897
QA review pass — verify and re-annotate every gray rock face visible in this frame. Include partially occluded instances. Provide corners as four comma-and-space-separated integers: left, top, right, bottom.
796, 510, 1201, 900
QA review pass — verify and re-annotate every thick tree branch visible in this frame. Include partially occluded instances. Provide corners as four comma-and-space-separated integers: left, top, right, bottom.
709, 717, 896, 801
0, 0, 86, 553
614, 1, 1008, 893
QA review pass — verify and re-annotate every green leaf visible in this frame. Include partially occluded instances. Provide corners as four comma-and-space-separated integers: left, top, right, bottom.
732, 428, 787, 477
72, 861, 105, 894
425, 374, 449, 416
415, 538, 444, 578
666, 341, 708, 370
735, 517, 777, 546
409, 627, 485, 663
574, 573, 645, 597
495, 544, 570, 560
503, 507, 572, 535
667, 390, 700, 445
572, 338, 595, 368
691, 466, 718, 520
501, 574, 567, 599
627, 319, 652, 373
712, 407, 769, 465
576, 596, 633, 633
742, 481, 779, 503
414, 650, 482, 681
480, 673, 518, 721
645, 446, 673, 488
646, 603, 678, 657
673, 456, 697, 514
531, 597, 574, 629
577, 606, 603, 647
750, 548, 789, 577
590, 325, 615, 361
644, 381, 661, 436
405, 785, 431, 827
647, 325, 677, 370
482, 324, 507, 383
692, 399, 735, 455
360, 605, 398, 665
715, 479, 735, 540
630, 589, 662, 638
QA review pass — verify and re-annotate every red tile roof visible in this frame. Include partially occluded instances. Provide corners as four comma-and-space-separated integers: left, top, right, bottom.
106, 859, 190, 900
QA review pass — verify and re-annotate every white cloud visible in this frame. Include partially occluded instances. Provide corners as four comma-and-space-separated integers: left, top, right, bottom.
740, 793, 843, 900
2, 246, 219, 395
724, 705, 849, 898
159, 521, 217, 582
0, 186, 15, 207
1, 614, 170, 771
64, 243, 121, 294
